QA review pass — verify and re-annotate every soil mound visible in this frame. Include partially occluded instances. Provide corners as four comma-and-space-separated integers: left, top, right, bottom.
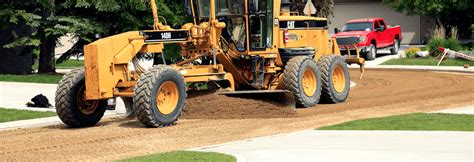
182, 91, 297, 119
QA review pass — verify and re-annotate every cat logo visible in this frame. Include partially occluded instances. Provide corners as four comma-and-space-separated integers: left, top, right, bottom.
288, 21, 295, 29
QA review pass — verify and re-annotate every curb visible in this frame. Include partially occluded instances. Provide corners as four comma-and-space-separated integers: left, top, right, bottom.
0, 113, 124, 131
0, 116, 62, 131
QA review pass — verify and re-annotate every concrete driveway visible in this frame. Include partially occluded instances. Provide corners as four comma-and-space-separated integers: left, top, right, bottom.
0, 81, 128, 130
194, 130, 474, 162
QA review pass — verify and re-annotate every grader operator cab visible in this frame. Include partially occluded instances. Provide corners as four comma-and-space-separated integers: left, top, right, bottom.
55, 0, 365, 128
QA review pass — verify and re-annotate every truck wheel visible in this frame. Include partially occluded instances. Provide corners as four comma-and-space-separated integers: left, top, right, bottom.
55, 69, 107, 127
134, 65, 186, 128
390, 39, 400, 55
317, 55, 350, 103
283, 56, 322, 108
365, 44, 377, 60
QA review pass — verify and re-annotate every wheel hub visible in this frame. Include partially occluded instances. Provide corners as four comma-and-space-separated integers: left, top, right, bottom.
156, 81, 179, 115
332, 65, 346, 93
77, 85, 99, 115
302, 67, 317, 96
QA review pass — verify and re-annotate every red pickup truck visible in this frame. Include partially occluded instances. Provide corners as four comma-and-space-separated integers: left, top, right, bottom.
334, 18, 402, 60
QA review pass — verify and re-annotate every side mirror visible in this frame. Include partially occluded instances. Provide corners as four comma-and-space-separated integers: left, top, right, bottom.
334, 28, 340, 34
375, 28, 382, 32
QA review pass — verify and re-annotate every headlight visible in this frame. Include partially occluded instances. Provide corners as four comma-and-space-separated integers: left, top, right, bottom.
359, 36, 367, 43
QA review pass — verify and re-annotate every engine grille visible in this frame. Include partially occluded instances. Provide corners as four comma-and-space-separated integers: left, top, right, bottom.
336, 37, 359, 45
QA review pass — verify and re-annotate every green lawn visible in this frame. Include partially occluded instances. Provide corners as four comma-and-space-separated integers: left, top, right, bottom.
0, 74, 63, 84
0, 108, 56, 123
33, 59, 84, 70
118, 151, 236, 162
382, 58, 474, 66
319, 113, 474, 131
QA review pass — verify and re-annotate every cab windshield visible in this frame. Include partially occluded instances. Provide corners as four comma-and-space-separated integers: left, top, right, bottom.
197, 0, 245, 18
341, 22, 373, 32
198, 0, 210, 17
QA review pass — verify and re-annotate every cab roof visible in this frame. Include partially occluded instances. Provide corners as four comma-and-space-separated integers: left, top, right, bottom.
346, 18, 383, 23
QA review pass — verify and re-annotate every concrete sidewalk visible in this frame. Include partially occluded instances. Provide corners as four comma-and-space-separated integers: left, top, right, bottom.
194, 130, 474, 162
0, 81, 126, 113
0, 82, 58, 112
0, 81, 127, 130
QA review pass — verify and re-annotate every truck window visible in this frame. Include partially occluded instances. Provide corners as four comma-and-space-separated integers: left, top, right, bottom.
374, 21, 380, 30
378, 20, 386, 28
341, 22, 373, 32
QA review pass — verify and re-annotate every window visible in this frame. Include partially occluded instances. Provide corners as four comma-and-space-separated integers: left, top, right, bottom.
216, 0, 244, 16
249, 0, 273, 50
342, 22, 373, 32
378, 20, 386, 28
198, 0, 210, 18
374, 21, 380, 30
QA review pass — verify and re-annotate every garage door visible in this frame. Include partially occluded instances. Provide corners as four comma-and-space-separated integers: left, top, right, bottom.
328, 3, 421, 44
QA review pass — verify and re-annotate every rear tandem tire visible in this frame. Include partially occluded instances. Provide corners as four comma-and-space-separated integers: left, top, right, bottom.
283, 56, 322, 108
317, 55, 350, 104
390, 39, 400, 55
134, 65, 187, 128
55, 69, 107, 128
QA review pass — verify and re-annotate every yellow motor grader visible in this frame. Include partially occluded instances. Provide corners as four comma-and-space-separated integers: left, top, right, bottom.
55, 0, 364, 127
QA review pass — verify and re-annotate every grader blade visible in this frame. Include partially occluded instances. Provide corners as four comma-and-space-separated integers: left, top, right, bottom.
219, 90, 296, 109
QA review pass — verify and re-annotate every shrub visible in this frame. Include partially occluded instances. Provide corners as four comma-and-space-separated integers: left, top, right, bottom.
427, 38, 463, 57
405, 47, 421, 58
444, 37, 463, 51
427, 26, 463, 57
427, 37, 445, 56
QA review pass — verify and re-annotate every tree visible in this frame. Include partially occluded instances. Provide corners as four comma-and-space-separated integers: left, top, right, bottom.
1, 0, 106, 73
0, 0, 40, 74
313, 0, 334, 18
289, 0, 335, 18
57, 0, 189, 63
1, 0, 187, 74
383, 0, 473, 39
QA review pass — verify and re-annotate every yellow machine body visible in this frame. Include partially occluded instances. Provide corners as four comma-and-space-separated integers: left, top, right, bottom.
83, 0, 363, 100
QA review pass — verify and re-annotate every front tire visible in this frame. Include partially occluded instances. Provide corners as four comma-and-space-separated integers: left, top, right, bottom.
283, 56, 322, 108
317, 55, 351, 103
134, 65, 186, 128
55, 69, 107, 127
365, 44, 377, 60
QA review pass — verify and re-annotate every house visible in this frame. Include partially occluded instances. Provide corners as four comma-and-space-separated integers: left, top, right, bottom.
328, 0, 436, 44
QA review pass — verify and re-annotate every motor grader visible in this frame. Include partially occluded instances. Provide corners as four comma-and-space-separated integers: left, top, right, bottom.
55, 0, 364, 128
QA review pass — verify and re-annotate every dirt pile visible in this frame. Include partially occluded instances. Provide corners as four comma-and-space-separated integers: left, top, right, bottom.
182, 91, 297, 119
